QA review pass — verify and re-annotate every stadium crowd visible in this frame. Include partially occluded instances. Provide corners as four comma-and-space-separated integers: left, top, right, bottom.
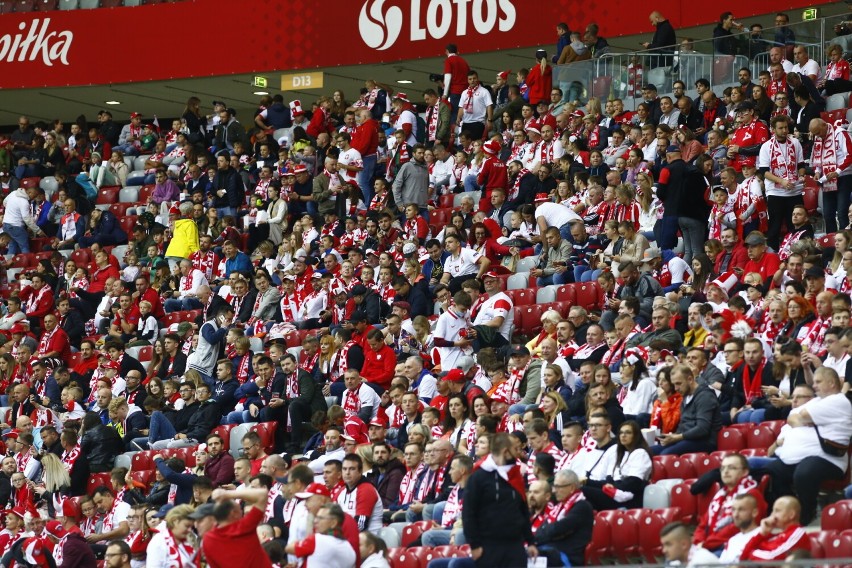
1, 8, 852, 568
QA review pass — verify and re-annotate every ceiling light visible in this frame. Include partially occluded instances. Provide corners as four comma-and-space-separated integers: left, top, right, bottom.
253, 91, 269, 96
105, 100, 121, 105
397, 80, 413, 84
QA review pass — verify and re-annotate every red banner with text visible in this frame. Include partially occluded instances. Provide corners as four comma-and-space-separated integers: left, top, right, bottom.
0, 0, 837, 89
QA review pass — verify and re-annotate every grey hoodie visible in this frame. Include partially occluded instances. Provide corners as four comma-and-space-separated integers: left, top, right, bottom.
392, 158, 429, 208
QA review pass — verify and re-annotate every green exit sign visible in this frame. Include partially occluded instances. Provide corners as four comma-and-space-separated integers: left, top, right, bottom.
253, 76, 268, 89
802, 8, 817, 21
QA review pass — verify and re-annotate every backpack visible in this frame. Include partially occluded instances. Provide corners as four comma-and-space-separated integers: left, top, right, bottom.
415, 113, 427, 143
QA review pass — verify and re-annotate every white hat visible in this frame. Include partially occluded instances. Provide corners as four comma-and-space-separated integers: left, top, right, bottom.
709, 271, 738, 299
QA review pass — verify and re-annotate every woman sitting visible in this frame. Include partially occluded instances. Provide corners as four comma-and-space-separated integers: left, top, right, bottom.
581, 420, 653, 510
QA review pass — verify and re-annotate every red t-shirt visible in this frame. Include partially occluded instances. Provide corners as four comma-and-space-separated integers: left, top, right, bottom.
444, 54, 470, 96
743, 251, 781, 283
203, 507, 272, 568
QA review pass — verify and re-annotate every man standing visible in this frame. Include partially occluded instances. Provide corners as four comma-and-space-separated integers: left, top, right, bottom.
442, 44, 470, 116
203, 487, 273, 568
456, 70, 493, 141
656, 146, 704, 251
463, 432, 533, 567
809, 117, 852, 234
352, 108, 380, 204
642, 11, 677, 62
392, 144, 429, 219
211, 153, 243, 218
187, 305, 233, 384
423, 89, 451, 148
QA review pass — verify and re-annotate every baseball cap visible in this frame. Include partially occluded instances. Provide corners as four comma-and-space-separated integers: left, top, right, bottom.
735, 101, 756, 112
153, 504, 174, 519
510, 346, 531, 357
744, 232, 767, 246
45, 520, 65, 539
804, 266, 826, 279
641, 248, 662, 263
129, 112, 142, 119
350, 284, 369, 296
457, 355, 476, 373
402, 243, 418, 257
295, 482, 331, 499
188, 503, 216, 520
441, 369, 466, 383
665, 145, 681, 154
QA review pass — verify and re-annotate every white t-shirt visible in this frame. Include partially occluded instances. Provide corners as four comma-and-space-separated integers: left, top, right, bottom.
434, 308, 471, 370
792, 59, 821, 81
337, 147, 363, 184
394, 109, 418, 146
800, 392, 852, 471
474, 292, 514, 340
444, 248, 482, 279
666, 256, 694, 286
825, 353, 851, 380
294, 532, 357, 568
757, 137, 804, 197
720, 527, 760, 563
459, 85, 493, 124
535, 202, 581, 228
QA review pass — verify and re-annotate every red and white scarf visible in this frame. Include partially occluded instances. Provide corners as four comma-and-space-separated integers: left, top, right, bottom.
161, 528, 198, 568
426, 104, 440, 141
343, 387, 361, 417
398, 462, 426, 506
548, 490, 586, 522
811, 122, 841, 192
706, 475, 758, 533
768, 136, 799, 184
264, 482, 283, 522
508, 168, 530, 201
25, 285, 49, 315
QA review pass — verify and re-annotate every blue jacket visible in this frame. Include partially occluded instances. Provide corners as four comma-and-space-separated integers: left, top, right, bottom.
224, 251, 252, 276
155, 459, 195, 505
422, 252, 450, 283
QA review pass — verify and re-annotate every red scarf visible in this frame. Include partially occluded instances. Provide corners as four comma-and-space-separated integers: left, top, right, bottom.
811, 122, 843, 192
741, 360, 764, 405
549, 490, 586, 522
235, 354, 251, 384
161, 527, 198, 568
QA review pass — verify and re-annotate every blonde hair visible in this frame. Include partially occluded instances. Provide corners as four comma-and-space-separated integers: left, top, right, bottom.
164, 504, 195, 529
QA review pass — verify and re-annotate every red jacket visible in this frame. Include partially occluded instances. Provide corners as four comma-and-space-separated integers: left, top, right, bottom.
525, 63, 553, 105
477, 156, 508, 190
361, 344, 396, 389
38, 327, 71, 361
352, 119, 380, 156
714, 244, 749, 275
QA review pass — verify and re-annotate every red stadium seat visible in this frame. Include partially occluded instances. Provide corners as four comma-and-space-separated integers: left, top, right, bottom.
668, 455, 699, 480
740, 448, 767, 458
129, 470, 153, 490
519, 305, 544, 335
96, 187, 119, 204
250, 422, 277, 453
692, 452, 721, 477
555, 284, 576, 304
803, 176, 820, 215
670, 481, 697, 524
136, 345, 153, 362
696, 482, 720, 515
585, 513, 611, 565
823, 530, 852, 560
430, 546, 455, 559
109, 203, 132, 218
822, 109, 847, 125
387, 548, 420, 568
762, 420, 785, 437
610, 509, 640, 562
652, 455, 679, 480
746, 425, 776, 450
438, 195, 454, 208
630, 508, 669, 562
506, 289, 534, 306
87, 473, 112, 496
822, 500, 852, 532
68, 352, 83, 369
809, 530, 831, 559
716, 427, 745, 452
71, 248, 91, 265
401, 521, 431, 547
210, 425, 234, 451
575, 281, 602, 311
406, 546, 434, 568
131, 450, 154, 471
10, 253, 34, 268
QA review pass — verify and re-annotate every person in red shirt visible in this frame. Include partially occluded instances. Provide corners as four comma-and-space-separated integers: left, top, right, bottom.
476, 140, 508, 212
727, 101, 769, 172
714, 227, 750, 275
240, 431, 268, 476
352, 108, 380, 204
525, 50, 553, 107
740, 496, 809, 563
362, 329, 395, 391
37, 314, 71, 362
742, 231, 781, 284
19, 273, 54, 336
203, 487, 273, 568
443, 44, 470, 116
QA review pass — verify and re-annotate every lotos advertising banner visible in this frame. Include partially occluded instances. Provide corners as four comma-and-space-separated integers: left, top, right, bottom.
0, 0, 836, 89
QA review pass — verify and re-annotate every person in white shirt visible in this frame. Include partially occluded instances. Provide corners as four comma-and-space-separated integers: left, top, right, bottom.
768, 46, 794, 73
814, 327, 851, 380
719, 494, 762, 563
2, 187, 44, 254
791, 45, 820, 83
433, 293, 473, 372
660, 522, 721, 567
763, 366, 852, 524
164, 259, 208, 312
440, 233, 489, 293
534, 198, 582, 242
335, 133, 363, 185
456, 70, 493, 141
